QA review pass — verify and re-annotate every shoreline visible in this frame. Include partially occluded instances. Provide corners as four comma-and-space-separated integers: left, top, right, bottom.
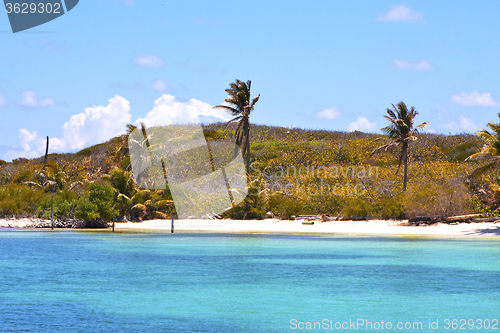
3, 218, 500, 238
115, 219, 500, 238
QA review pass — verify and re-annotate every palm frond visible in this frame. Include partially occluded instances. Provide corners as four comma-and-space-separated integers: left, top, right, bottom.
470, 160, 499, 177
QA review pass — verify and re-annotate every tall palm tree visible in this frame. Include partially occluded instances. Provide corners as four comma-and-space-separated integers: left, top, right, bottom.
372, 101, 428, 191
214, 79, 260, 173
466, 113, 500, 176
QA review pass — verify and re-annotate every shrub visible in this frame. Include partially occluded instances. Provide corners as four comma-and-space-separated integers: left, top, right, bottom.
0, 184, 45, 217
39, 189, 78, 220
301, 194, 341, 215
75, 183, 118, 226
268, 195, 303, 219
402, 177, 472, 218
372, 195, 405, 219
339, 197, 372, 220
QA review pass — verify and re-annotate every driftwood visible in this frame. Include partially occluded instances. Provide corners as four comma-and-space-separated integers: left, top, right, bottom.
470, 217, 500, 223
298, 214, 334, 222
408, 214, 486, 225
445, 214, 481, 222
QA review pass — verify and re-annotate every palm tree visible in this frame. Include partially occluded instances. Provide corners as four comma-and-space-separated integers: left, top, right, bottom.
466, 113, 500, 176
214, 79, 260, 173
372, 101, 428, 191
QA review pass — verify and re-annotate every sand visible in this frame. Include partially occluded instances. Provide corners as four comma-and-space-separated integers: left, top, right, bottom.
114, 218, 500, 238
2, 218, 500, 238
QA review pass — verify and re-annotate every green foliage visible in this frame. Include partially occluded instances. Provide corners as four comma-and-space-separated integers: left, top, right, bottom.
214, 79, 260, 172
0, 184, 45, 217
39, 189, 78, 220
470, 195, 500, 217
372, 195, 405, 219
3, 121, 500, 222
340, 197, 372, 220
301, 194, 341, 215
75, 183, 118, 222
446, 142, 481, 162
13, 169, 33, 184
74, 198, 100, 222
268, 195, 303, 219
401, 176, 472, 218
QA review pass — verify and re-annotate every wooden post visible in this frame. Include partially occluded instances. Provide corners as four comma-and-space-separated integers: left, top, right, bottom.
171, 214, 174, 234
43, 136, 49, 171
51, 193, 54, 230
112, 219, 115, 232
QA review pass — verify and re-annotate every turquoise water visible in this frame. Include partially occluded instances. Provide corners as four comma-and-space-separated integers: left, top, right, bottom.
1, 231, 499, 332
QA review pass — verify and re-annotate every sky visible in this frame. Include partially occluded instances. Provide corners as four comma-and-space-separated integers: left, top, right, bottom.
1, 0, 500, 161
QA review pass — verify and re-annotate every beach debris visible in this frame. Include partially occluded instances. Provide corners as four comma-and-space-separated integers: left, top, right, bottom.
445, 214, 480, 222
206, 213, 223, 220
302, 221, 314, 225
296, 214, 333, 222
407, 216, 439, 226
470, 217, 499, 223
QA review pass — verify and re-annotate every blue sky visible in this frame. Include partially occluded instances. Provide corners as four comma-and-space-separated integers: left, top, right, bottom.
1, 0, 500, 161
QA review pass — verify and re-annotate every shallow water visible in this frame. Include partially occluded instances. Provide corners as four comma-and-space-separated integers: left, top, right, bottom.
0, 230, 499, 332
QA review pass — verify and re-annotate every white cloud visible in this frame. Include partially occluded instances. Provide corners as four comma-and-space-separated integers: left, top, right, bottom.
378, 5, 425, 23
136, 94, 231, 127
316, 107, 342, 120
348, 117, 377, 132
457, 116, 482, 132
61, 95, 132, 150
134, 54, 164, 67
20, 90, 55, 107
436, 108, 483, 134
4, 94, 236, 161
152, 79, 169, 92
440, 116, 482, 133
5, 95, 131, 160
393, 59, 433, 70
4, 129, 46, 161
0, 95, 5, 107
450, 90, 499, 107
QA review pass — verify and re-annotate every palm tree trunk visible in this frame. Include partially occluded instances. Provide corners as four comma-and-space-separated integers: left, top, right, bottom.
403, 145, 408, 192
244, 121, 250, 174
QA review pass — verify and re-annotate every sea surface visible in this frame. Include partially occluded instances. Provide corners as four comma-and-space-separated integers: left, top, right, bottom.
0, 230, 499, 332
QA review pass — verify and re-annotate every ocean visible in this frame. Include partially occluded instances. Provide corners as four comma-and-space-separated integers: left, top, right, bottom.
0, 230, 499, 332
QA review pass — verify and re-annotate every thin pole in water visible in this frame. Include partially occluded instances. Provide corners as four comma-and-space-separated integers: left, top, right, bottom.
171, 215, 174, 234
51, 194, 54, 230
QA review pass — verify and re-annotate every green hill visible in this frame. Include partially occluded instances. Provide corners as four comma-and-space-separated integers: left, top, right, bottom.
0, 123, 497, 225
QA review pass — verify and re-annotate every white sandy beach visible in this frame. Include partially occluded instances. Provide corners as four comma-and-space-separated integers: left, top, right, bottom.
114, 219, 500, 238
1, 218, 500, 237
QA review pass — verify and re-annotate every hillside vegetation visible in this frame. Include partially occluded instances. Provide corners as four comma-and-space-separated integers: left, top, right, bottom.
0, 123, 498, 225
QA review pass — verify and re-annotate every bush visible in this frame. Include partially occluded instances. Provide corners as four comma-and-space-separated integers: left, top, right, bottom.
268, 195, 303, 219
340, 197, 372, 220
0, 184, 45, 217
301, 194, 341, 215
402, 177, 472, 218
75, 183, 118, 226
372, 195, 405, 219
39, 189, 78, 220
